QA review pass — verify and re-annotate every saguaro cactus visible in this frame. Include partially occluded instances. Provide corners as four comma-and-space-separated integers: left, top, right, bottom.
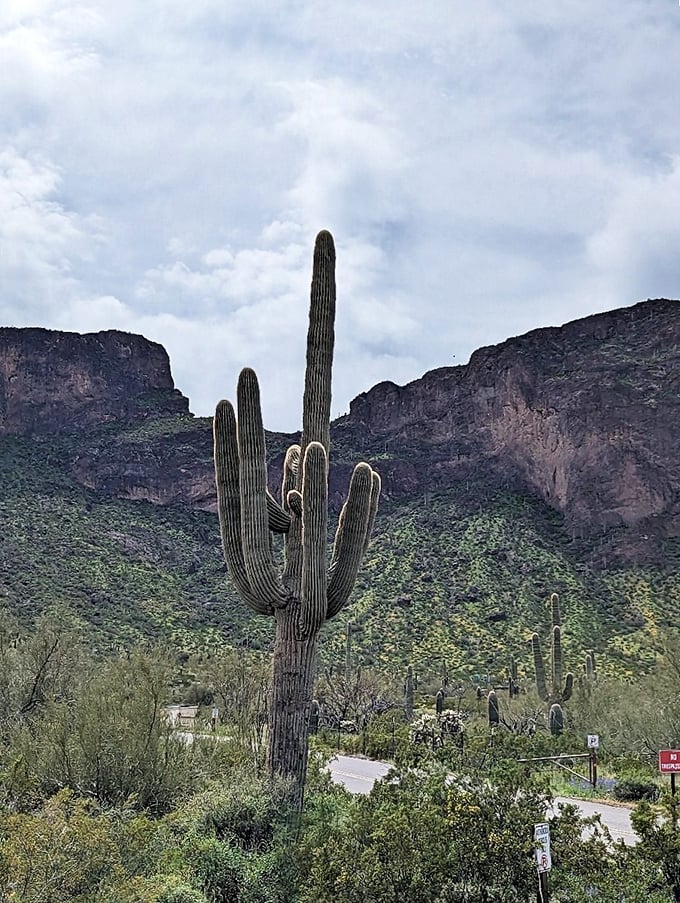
549, 702, 564, 736
508, 655, 519, 698
213, 231, 380, 807
488, 690, 500, 727
531, 592, 574, 704
404, 665, 415, 720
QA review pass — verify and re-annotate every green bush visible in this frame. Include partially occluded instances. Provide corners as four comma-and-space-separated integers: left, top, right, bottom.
159, 881, 209, 903
613, 772, 659, 802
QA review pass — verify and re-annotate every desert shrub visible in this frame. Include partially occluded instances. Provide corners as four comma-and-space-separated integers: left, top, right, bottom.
613, 771, 659, 802
295, 764, 549, 903
7, 649, 196, 813
176, 772, 292, 851
158, 884, 209, 903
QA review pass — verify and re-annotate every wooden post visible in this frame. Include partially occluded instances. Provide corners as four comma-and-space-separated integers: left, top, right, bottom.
537, 871, 550, 902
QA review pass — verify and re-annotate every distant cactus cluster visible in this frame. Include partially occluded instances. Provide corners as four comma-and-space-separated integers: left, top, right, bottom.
579, 649, 597, 695
532, 593, 574, 707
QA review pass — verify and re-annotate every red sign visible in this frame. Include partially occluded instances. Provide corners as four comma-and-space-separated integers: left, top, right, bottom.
659, 750, 680, 773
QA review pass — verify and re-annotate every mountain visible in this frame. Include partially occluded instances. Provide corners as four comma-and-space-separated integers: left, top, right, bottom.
1, 300, 679, 680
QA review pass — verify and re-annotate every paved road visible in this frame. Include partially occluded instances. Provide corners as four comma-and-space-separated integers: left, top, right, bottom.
554, 796, 636, 846
328, 755, 636, 845
328, 754, 393, 794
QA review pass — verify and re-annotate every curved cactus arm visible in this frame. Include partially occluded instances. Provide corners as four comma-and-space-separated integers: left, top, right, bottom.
300, 230, 335, 466
236, 368, 288, 608
300, 442, 329, 638
326, 463, 374, 619
562, 672, 574, 702
286, 490, 302, 518
282, 445, 300, 512
266, 491, 290, 533
213, 400, 271, 615
532, 633, 549, 701
282, 445, 302, 586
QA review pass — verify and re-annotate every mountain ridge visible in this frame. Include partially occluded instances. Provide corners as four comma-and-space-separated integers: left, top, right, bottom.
2, 300, 680, 675
1, 299, 679, 559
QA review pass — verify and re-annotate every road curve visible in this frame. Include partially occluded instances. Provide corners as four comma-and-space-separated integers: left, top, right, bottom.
328, 755, 636, 845
554, 796, 636, 846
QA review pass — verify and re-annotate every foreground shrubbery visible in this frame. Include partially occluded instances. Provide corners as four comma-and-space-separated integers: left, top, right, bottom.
1, 760, 675, 903
1, 614, 680, 901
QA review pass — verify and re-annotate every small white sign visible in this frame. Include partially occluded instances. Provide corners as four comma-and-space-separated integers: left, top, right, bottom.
534, 822, 552, 873
587, 734, 599, 749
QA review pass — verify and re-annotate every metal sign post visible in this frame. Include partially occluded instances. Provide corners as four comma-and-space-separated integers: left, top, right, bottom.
534, 822, 551, 902
659, 749, 680, 828
587, 734, 599, 789
658, 748, 680, 796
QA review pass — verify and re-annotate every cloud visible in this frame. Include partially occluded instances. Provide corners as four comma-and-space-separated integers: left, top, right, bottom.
1, 1, 680, 428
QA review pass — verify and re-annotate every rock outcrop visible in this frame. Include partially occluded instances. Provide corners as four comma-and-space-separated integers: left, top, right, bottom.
346, 298, 680, 534
0, 328, 189, 436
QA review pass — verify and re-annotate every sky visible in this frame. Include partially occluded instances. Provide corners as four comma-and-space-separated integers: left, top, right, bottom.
2, 1, 680, 430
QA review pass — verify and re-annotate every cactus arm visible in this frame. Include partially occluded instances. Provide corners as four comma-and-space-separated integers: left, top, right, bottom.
286, 490, 302, 518
236, 368, 288, 608
282, 445, 300, 512
282, 445, 302, 586
266, 491, 290, 533
326, 463, 374, 619
362, 471, 381, 554
300, 230, 335, 464
532, 633, 549, 701
213, 400, 271, 615
551, 592, 561, 628
552, 625, 563, 694
300, 442, 329, 638
563, 672, 574, 702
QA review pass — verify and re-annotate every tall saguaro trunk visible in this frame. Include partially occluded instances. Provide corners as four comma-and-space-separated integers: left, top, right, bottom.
213, 231, 380, 809
269, 606, 318, 794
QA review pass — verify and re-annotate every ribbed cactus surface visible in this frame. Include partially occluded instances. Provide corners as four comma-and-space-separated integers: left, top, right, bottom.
213, 231, 380, 807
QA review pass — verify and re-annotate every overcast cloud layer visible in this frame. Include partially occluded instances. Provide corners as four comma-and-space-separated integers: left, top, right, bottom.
2, 1, 680, 428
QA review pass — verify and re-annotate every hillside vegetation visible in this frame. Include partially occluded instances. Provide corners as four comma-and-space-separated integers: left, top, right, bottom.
1, 427, 676, 683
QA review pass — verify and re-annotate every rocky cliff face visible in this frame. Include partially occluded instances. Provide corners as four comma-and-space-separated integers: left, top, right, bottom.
0, 328, 189, 436
2, 301, 679, 551
346, 298, 680, 535
0, 327, 189, 436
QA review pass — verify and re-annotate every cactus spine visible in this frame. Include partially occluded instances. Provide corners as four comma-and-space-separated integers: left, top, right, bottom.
214, 231, 380, 807
532, 593, 574, 704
